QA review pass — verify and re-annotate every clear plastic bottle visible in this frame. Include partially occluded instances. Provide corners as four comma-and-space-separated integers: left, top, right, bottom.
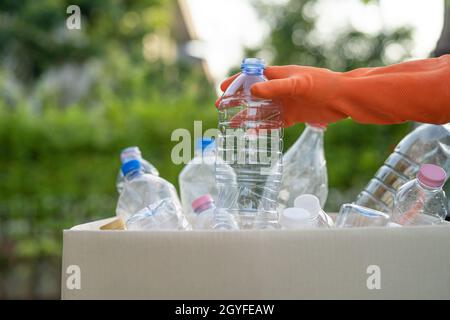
279, 207, 327, 229
216, 58, 283, 229
191, 194, 239, 230
179, 138, 219, 223
392, 164, 448, 226
126, 198, 190, 230
293, 194, 334, 227
355, 123, 450, 213
116, 146, 159, 194
116, 159, 190, 229
277, 124, 328, 213
336, 203, 390, 228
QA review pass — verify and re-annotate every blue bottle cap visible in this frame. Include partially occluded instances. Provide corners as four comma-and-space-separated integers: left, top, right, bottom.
195, 138, 215, 152
241, 58, 265, 74
121, 159, 141, 176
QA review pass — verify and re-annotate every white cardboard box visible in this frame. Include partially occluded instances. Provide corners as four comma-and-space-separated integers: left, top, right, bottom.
61, 217, 450, 299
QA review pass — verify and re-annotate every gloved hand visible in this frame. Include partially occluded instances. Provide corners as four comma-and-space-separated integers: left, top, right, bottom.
216, 55, 450, 126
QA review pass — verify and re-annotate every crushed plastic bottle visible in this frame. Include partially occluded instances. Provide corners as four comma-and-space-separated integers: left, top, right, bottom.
336, 203, 390, 228
216, 58, 283, 229
278, 124, 328, 213
127, 198, 190, 230
116, 146, 159, 194
356, 124, 450, 213
116, 159, 190, 229
191, 194, 239, 230
392, 164, 448, 226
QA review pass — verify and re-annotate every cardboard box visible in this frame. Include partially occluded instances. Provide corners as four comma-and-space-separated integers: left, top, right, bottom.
61, 217, 450, 299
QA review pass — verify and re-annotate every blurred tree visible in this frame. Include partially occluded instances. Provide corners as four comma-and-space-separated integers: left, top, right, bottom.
248, 0, 413, 70
0, 0, 170, 83
0, 0, 214, 109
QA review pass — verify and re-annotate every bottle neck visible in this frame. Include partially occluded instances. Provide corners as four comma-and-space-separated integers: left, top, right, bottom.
416, 179, 442, 192
125, 169, 142, 181
121, 154, 142, 164
194, 202, 215, 214
242, 68, 264, 76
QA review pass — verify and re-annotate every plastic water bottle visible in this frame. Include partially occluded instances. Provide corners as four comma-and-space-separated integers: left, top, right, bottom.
191, 194, 239, 230
116, 159, 190, 229
126, 198, 190, 230
278, 124, 328, 213
355, 124, 450, 213
293, 194, 334, 227
392, 164, 448, 226
336, 203, 390, 228
279, 208, 326, 229
179, 138, 219, 223
279, 194, 332, 229
116, 146, 159, 194
216, 58, 283, 229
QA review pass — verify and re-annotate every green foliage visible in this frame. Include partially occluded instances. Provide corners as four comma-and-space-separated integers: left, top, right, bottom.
0, 94, 217, 261
0, 0, 171, 84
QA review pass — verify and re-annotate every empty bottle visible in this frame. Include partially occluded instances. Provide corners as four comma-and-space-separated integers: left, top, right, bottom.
336, 203, 390, 228
278, 124, 328, 213
127, 198, 189, 230
392, 164, 448, 226
191, 194, 239, 230
179, 138, 218, 223
216, 58, 283, 229
116, 146, 159, 194
355, 124, 450, 213
279, 208, 328, 229
116, 159, 190, 229
293, 194, 334, 227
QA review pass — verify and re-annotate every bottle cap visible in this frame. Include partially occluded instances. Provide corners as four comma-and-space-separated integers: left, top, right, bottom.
195, 138, 215, 152
120, 146, 142, 163
191, 194, 214, 212
417, 164, 446, 188
241, 58, 265, 74
293, 194, 321, 217
121, 159, 141, 176
280, 207, 312, 229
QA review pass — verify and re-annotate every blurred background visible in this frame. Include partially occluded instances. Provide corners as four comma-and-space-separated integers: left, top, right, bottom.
0, 0, 449, 299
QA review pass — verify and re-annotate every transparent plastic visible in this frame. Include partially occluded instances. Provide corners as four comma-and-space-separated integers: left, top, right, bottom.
116, 146, 159, 194
216, 58, 283, 229
191, 195, 239, 230
279, 207, 330, 229
278, 124, 328, 213
336, 203, 390, 228
179, 139, 237, 225
126, 198, 190, 230
116, 163, 190, 229
355, 123, 450, 213
293, 194, 333, 228
392, 178, 448, 226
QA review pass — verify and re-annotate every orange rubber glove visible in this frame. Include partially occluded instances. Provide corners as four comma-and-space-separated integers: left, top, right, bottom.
216, 55, 450, 126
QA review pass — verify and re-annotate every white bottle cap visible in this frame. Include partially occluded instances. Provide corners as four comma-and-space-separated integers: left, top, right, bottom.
293, 194, 321, 218
280, 207, 313, 229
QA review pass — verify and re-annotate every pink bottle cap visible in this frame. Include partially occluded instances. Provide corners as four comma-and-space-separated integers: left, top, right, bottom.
191, 194, 214, 212
417, 164, 447, 188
